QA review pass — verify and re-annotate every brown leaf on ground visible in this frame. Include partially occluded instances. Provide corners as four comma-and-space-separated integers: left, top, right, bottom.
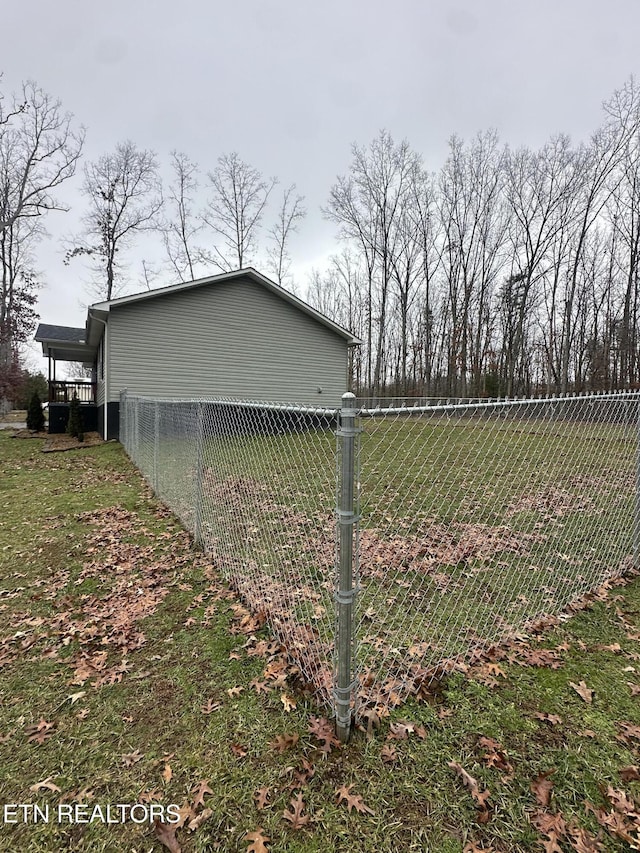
605, 785, 637, 816
387, 721, 414, 740
245, 827, 270, 852
513, 647, 563, 668
269, 733, 299, 754
477, 736, 514, 778
280, 693, 296, 712
569, 680, 594, 704
448, 761, 490, 806
25, 719, 55, 745
191, 780, 214, 809
308, 716, 341, 754
282, 791, 311, 829
381, 744, 397, 763
531, 770, 555, 808
121, 749, 144, 766
616, 721, 640, 745
201, 698, 222, 714
227, 686, 244, 698
335, 783, 375, 815
255, 787, 271, 810
231, 743, 248, 758
249, 679, 271, 694
463, 843, 495, 853
162, 763, 173, 784
533, 712, 563, 726
154, 819, 182, 853
593, 643, 622, 653
619, 765, 640, 782
566, 825, 602, 852
29, 777, 61, 793
187, 808, 212, 831
290, 758, 315, 788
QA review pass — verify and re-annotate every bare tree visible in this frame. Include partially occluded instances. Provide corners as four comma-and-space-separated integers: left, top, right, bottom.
326, 131, 423, 395
162, 151, 207, 282
203, 152, 277, 271
266, 184, 306, 288
0, 79, 84, 232
0, 217, 40, 407
68, 141, 163, 300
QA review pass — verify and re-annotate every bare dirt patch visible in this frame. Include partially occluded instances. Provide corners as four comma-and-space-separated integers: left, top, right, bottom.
41, 431, 105, 452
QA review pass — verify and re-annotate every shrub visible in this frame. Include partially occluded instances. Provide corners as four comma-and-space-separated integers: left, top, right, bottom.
26, 391, 46, 432
66, 394, 84, 441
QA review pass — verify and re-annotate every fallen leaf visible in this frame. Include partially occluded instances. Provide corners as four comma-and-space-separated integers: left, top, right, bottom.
335, 783, 375, 815
122, 749, 144, 766
227, 686, 244, 698
531, 770, 555, 808
231, 743, 248, 758
245, 827, 270, 852
478, 736, 514, 778
25, 719, 55, 746
533, 712, 563, 726
619, 765, 640, 782
308, 716, 341, 754
162, 764, 173, 784
154, 819, 181, 853
381, 744, 397, 763
191, 780, 214, 808
187, 808, 212, 831
569, 680, 594, 704
67, 691, 86, 705
255, 786, 271, 810
280, 693, 296, 713
201, 698, 222, 715
448, 761, 491, 820
29, 777, 61, 794
282, 791, 311, 828
269, 733, 299, 754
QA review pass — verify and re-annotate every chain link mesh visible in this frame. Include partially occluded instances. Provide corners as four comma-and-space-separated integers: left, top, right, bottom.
355, 393, 638, 712
120, 393, 339, 706
119, 391, 639, 721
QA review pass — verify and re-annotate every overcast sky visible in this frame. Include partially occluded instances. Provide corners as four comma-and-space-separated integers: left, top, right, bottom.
4, 0, 640, 370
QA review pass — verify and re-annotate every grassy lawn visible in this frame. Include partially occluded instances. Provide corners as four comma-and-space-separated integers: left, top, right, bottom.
1, 431, 640, 851
163, 408, 636, 711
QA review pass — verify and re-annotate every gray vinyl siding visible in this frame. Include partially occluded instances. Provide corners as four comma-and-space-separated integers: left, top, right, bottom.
106, 276, 349, 407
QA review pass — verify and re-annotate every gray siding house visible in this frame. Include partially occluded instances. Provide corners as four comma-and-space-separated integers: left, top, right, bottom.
36, 268, 359, 439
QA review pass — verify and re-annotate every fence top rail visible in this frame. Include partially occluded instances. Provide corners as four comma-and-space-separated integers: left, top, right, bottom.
358, 390, 640, 417
120, 393, 339, 418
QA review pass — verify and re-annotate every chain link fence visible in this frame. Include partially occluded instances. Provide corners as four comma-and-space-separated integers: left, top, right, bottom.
120, 391, 639, 736
120, 393, 340, 708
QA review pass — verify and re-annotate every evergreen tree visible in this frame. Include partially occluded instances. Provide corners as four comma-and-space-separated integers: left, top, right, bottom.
26, 391, 45, 432
66, 394, 84, 441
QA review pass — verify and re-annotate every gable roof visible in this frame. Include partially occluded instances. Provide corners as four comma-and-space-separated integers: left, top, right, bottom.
88, 267, 361, 345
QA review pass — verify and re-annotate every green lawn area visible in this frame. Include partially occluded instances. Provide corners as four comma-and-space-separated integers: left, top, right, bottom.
1, 431, 640, 851
165, 409, 636, 711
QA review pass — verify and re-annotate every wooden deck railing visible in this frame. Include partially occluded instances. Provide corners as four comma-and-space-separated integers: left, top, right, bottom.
49, 381, 97, 404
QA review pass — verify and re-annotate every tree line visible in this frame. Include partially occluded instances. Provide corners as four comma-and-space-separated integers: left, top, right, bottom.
1, 74, 640, 407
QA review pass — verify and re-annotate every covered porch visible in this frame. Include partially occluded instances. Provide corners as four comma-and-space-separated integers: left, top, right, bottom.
34, 324, 100, 436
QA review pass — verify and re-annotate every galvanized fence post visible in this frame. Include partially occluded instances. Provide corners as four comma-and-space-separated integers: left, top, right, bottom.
153, 400, 160, 494
120, 391, 127, 452
335, 391, 360, 742
635, 398, 640, 569
194, 402, 204, 547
